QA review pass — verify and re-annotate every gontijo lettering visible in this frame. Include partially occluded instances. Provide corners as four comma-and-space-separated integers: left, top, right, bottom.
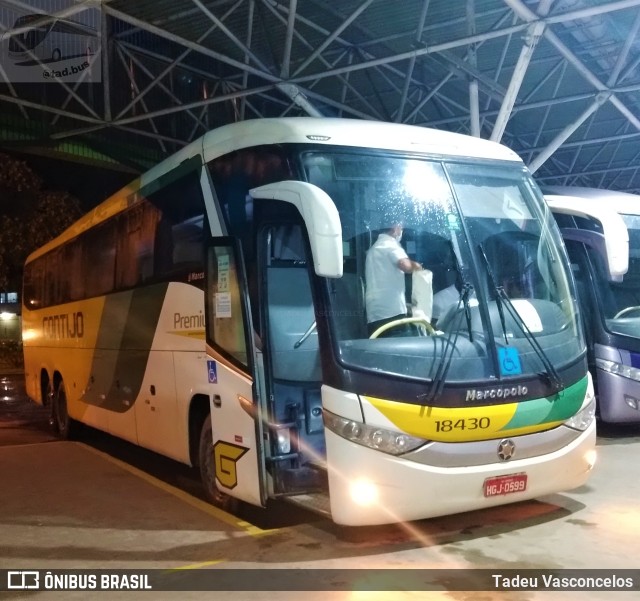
42, 312, 84, 339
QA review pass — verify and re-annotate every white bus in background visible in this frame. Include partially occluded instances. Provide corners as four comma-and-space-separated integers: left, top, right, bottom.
22, 118, 596, 526
545, 186, 640, 423
4, 13, 97, 64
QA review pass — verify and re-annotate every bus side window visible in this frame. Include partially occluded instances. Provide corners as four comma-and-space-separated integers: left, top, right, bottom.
61, 238, 84, 302
116, 203, 160, 288
208, 147, 294, 249
206, 245, 249, 368
142, 169, 208, 284
83, 221, 117, 299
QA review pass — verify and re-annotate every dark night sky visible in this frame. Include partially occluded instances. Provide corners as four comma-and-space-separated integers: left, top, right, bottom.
3, 151, 135, 211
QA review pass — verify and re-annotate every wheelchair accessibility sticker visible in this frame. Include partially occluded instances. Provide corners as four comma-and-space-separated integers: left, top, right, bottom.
499, 347, 522, 376
208, 360, 218, 383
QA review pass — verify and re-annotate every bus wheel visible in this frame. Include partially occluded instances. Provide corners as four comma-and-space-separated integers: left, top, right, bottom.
53, 380, 77, 440
198, 414, 238, 512
45, 380, 56, 431
52, 48, 61, 61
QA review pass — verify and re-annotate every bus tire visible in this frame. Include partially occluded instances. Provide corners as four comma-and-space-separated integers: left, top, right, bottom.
52, 380, 78, 440
52, 48, 61, 61
198, 414, 238, 512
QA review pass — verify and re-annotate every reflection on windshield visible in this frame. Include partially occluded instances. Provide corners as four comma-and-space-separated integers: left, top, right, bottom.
303, 151, 583, 384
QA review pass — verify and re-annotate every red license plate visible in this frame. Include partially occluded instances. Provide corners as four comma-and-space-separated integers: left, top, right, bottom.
483, 473, 527, 497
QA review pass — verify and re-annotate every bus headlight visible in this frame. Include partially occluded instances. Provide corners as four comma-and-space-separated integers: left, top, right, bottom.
563, 396, 596, 431
323, 409, 427, 455
595, 358, 640, 382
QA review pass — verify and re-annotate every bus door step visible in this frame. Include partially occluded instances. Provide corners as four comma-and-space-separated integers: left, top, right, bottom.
286, 492, 331, 518
278, 465, 327, 492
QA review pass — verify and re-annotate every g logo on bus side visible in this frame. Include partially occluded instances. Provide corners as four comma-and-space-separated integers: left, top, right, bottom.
212, 441, 249, 489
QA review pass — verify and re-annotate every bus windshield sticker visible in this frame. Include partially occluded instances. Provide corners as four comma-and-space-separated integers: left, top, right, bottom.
208, 360, 218, 383
498, 347, 522, 376
215, 292, 232, 318
447, 213, 460, 231
217, 254, 230, 292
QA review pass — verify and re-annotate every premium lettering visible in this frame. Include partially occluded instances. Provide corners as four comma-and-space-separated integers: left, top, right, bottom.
173, 311, 205, 329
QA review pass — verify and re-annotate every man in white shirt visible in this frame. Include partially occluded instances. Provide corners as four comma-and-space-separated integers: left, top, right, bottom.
365, 224, 423, 337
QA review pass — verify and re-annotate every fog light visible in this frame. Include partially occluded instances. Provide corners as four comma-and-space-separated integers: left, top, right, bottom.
276, 428, 291, 454
624, 395, 639, 410
349, 479, 378, 507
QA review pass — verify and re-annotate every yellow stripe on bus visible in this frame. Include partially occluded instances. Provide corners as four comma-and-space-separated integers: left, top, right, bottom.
363, 395, 556, 442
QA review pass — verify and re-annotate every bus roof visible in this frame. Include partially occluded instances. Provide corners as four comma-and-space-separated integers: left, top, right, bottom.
545, 189, 631, 279
542, 185, 640, 216
199, 117, 523, 165
27, 118, 524, 263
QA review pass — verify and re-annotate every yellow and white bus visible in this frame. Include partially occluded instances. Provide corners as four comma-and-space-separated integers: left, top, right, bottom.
23, 118, 596, 526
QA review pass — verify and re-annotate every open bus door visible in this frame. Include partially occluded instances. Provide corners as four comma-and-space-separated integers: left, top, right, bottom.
250, 182, 343, 502
204, 238, 267, 507
204, 182, 342, 509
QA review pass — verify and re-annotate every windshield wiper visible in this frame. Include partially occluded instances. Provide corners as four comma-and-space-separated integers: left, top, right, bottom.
422, 282, 474, 404
478, 243, 563, 392
477, 245, 510, 345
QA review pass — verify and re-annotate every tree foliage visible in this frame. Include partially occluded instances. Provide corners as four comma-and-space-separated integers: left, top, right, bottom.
0, 154, 82, 291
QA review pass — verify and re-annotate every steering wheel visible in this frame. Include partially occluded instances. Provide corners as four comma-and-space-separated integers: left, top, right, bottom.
369, 317, 435, 339
613, 306, 640, 319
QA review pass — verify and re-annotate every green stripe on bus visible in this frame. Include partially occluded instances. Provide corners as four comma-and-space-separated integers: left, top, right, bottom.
503, 376, 588, 430
82, 283, 169, 412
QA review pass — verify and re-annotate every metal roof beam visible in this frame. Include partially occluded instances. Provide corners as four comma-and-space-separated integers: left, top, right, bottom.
537, 162, 640, 181
112, 83, 273, 126
240, 0, 256, 120
467, 0, 480, 137
114, 45, 167, 153
104, 3, 350, 121
259, 1, 384, 118
118, 45, 208, 133
503, 0, 640, 133
281, 0, 640, 85
0, 92, 102, 124
490, 0, 552, 142
292, 0, 375, 77
396, 0, 431, 123
280, 0, 297, 79
529, 92, 610, 173
607, 9, 640, 86
404, 72, 454, 123
104, 4, 279, 82
114, 0, 244, 121
190, 0, 271, 72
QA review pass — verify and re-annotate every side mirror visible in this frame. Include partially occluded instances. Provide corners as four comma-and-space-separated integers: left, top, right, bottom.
249, 181, 343, 278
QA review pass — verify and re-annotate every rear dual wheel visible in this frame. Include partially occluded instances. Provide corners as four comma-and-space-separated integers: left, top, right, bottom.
51, 380, 78, 439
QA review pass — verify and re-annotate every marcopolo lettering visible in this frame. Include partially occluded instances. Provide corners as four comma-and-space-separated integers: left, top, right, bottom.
42, 312, 84, 340
465, 385, 528, 401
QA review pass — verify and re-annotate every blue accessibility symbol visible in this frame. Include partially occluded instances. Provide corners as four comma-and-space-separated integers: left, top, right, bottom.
207, 360, 218, 383
498, 347, 522, 376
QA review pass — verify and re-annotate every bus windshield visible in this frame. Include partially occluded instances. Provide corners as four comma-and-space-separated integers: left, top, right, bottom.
599, 213, 640, 337
303, 151, 582, 384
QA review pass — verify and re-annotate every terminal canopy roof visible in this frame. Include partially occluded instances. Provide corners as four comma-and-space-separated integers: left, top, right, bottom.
1, 0, 640, 192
